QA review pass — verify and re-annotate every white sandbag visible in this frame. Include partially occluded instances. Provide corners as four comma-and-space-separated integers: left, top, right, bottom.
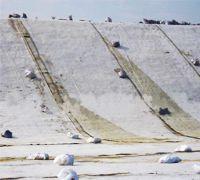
27, 153, 49, 160
41, 104, 48, 113
112, 41, 120, 48
67, 132, 79, 139
54, 154, 74, 166
118, 70, 127, 78
191, 58, 200, 66
193, 164, 200, 174
174, 145, 192, 152
25, 69, 36, 79
40, 104, 52, 114
87, 137, 101, 144
159, 154, 182, 163
107, 17, 112, 22
57, 168, 78, 180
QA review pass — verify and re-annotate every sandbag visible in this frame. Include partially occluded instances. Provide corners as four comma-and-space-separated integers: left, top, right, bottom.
54, 154, 74, 166
174, 145, 192, 152
67, 132, 79, 139
159, 154, 181, 163
57, 168, 78, 180
87, 137, 101, 144
27, 153, 49, 160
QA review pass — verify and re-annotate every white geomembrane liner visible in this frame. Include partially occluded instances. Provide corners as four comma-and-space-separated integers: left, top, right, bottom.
23, 20, 181, 139
193, 164, 200, 174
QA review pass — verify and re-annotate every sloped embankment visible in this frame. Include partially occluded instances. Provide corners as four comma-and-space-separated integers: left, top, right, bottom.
5, 19, 200, 142
91, 23, 200, 139
10, 19, 156, 143
0, 19, 78, 146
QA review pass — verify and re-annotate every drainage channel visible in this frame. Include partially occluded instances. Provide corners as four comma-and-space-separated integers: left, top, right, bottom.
90, 22, 200, 139
9, 19, 164, 143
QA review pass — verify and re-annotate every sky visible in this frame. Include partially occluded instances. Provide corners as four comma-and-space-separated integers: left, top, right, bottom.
0, 0, 199, 23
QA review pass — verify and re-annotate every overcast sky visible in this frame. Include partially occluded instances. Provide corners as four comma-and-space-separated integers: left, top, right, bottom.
0, 0, 199, 23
